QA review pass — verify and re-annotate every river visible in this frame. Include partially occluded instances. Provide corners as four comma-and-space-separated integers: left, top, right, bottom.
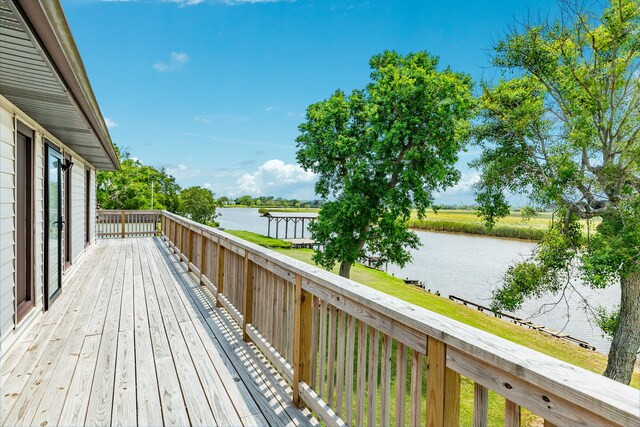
217, 207, 619, 353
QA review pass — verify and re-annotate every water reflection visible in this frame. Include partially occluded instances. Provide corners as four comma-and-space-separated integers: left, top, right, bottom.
217, 208, 618, 353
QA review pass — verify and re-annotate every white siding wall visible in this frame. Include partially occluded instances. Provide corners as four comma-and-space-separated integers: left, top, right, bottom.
71, 160, 84, 262
0, 97, 103, 356
89, 168, 96, 243
0, 107, 15, 345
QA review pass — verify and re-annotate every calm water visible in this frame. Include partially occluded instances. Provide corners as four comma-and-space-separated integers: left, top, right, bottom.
217, 208, 618, 353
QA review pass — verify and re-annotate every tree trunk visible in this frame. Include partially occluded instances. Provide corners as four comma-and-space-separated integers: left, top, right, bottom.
339, 260, 352, 279
603, 270, 640, 384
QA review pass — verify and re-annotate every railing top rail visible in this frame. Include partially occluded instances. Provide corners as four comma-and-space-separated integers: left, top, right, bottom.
160, 210, 640, 425
97, 209, 162, 214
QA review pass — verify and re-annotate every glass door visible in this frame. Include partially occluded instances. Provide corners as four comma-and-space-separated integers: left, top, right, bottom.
45, 144, 62, 309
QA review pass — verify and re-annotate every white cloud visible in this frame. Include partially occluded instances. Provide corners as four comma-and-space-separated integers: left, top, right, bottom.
236, 159, 315, 197
265, 106, 276, 112
153, 52, 189, 72
105, 118, 118, 128
444, 171, 481, 196
203, 182, 212, 189
286, 111, 304, 118
166, 163, 201, 179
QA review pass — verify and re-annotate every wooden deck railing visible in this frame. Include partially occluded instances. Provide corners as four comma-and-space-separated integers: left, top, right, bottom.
160, 210, 639, 427
96, 210, 162, 238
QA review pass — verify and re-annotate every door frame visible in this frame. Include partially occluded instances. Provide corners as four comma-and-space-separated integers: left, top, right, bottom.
63, 152, 72, 269
15, 121, 35, 323
44, 141, 62, 311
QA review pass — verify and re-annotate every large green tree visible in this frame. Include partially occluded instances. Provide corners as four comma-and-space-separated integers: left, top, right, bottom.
97, 146, 180, 211
179, 186, 218, 226
473, 0, 640, 383
296, 51, 475, 278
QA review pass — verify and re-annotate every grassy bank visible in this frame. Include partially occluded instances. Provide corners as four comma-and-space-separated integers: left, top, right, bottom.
226, 230, 639, 425
225, 230, 291, 248
409, 209, 600, 241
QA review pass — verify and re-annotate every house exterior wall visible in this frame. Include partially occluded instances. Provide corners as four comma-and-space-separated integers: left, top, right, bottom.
0, 107, 16, 344
0, 97, 97, 358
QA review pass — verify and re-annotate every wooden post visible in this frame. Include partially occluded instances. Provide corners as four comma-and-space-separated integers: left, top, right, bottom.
216, 243, 225, 307
267, 218, 271, 237
242, 254, 253, 342
427, 336, 460, 427
121, 210, 125, 238
293, 274, 312, 408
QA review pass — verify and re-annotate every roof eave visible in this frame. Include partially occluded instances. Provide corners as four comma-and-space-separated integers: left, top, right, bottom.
17, 0, 120, 170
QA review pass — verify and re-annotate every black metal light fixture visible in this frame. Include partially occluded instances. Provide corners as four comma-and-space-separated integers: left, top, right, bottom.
61, 159, 74, 171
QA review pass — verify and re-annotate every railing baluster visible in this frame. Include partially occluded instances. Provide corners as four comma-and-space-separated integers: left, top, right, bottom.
380, 333, 392, 427
335, 309, 345, 417
395, 342, 407, 427
242, 253, 253, 342
410, 350, 422, 427
505, 400, 521, 427
327, 305, 337, 407
355, 321, 367, 427
367, 328, 379, 427
474, 383, 488, 427
216, 243, 225, 306
318, 300, 327, 400
344, 314, 355, 427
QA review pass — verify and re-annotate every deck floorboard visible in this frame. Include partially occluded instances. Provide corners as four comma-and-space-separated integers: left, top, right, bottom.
1, 237, 317, 427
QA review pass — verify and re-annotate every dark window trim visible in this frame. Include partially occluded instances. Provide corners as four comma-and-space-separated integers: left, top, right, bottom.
44, 140, 62, 311
15, 120, 35, 323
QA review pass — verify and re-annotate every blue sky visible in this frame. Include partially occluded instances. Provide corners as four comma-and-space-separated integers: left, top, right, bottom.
60, 0, 558, 203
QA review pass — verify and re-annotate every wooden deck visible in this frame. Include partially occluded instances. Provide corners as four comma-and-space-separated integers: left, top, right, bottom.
1, 238, 317, 426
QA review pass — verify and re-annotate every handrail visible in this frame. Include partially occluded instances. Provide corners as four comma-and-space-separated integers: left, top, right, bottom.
160, 210, 640, 427
96, 209, 162, 238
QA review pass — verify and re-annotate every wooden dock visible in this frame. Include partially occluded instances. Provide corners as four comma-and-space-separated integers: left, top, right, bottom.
0, 238, 317, 427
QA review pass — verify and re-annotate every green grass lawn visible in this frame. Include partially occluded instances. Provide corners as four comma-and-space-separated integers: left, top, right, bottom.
225, 230, 292, 248
227, 230, 639, 426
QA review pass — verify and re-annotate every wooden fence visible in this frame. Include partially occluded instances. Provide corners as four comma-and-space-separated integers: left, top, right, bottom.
160, 210, 639, 427
96, 210, 161, 238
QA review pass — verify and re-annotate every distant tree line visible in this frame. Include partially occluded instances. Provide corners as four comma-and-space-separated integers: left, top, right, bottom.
228, 195, 324, 208
96, 146, 218, 226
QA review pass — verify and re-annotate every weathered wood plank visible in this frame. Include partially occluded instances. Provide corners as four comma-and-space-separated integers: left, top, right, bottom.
112, 330, 136, 427
180, 321, 244, 426
132, 239, 163, 427
29, 242, 119, 427
138, 240, 190, 427
85, 241, 128, 426
57, 334, 101, 426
